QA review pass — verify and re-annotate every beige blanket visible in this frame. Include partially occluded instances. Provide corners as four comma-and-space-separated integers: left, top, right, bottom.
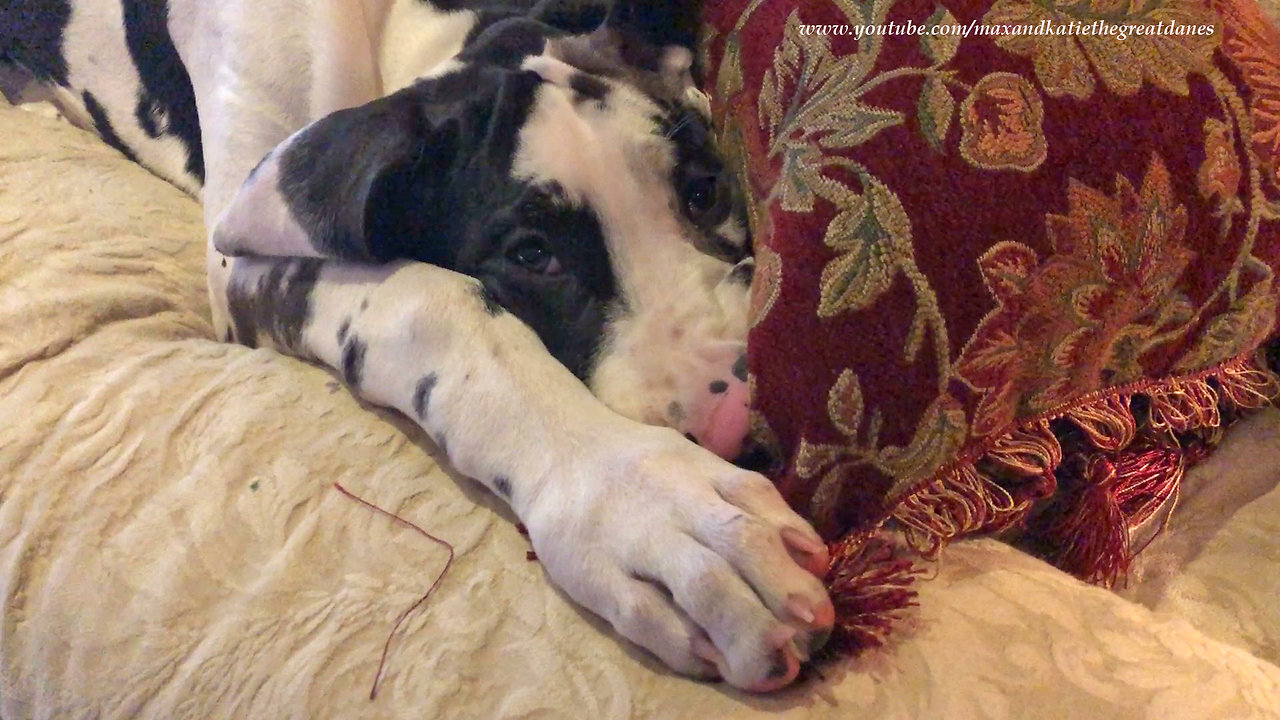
2, 100, 1280, 719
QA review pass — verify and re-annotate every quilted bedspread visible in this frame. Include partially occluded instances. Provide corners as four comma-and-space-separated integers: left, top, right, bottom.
2, 95, 1280, 718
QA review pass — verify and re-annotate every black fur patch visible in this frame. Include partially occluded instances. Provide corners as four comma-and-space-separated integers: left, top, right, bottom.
341, 337, 367, 389
709, 380, 728, 394
82, 91, 140, 165
492, 476, 512, 499
569, 72, 609, 104
412, 373, 438, 421
121, 0, 205, 183
732, 354, 748, 382
0, 0, 73, 85
475, 283, 506, 316
461, 17, 551, 68
225, 259, 324, 350
728, 260, 755, 286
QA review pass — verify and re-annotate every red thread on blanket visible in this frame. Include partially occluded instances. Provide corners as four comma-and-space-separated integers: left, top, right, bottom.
333, 482, 455, 700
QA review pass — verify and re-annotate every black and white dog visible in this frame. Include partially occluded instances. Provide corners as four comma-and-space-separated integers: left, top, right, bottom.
1, 0, 834, 691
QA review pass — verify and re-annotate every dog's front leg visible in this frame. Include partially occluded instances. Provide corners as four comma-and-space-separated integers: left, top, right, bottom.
223, 255, 834, 692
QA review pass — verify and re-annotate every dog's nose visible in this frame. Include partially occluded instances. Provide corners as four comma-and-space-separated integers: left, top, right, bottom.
686, 354, 751, 459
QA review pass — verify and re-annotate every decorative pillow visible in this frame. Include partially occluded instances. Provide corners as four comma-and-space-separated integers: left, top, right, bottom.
701, 0, 1280, 651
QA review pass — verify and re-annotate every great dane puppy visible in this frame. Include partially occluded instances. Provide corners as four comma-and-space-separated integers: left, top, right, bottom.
1, 0, 835, 691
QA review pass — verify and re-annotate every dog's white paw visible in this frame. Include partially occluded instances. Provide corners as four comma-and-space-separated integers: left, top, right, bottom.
520, 424, 833, 692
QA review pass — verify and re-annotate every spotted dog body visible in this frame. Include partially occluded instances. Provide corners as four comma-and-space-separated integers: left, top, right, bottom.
1, 0, 835, 690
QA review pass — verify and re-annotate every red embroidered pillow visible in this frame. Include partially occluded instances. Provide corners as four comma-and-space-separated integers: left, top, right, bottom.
701, 0, 1280, 650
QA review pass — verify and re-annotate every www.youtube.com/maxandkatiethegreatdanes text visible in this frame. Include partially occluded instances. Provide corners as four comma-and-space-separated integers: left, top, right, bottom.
798, 19, 1217, 41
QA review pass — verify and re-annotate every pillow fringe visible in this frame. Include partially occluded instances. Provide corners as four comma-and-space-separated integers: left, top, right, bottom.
821, 346, 1280, 651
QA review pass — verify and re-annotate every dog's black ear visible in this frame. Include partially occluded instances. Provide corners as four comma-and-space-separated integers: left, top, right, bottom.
212, 89, 453, 262
213, 67, 545, 263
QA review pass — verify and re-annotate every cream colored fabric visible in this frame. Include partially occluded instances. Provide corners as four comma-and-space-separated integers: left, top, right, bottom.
2, 100, 1280, 720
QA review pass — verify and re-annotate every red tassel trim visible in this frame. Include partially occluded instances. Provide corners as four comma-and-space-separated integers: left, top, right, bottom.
882, 350, 1279, 587
1039, 448, 1185, 587
822, 532, 924, 653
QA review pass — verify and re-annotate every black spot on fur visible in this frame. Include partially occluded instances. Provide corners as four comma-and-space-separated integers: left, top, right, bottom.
732, 354, 748, 382
341, 337, 366, 389
225, 258, 323, 350
221, 258, 227, 268
412, 373, 438, 421
336, 317, 351, 345
121, 0, 205, 183
569, 72, 610, 105
709, 380, 728, 394
493, 476, 512, 499
82, 91, 140, 165
360, 299, 369, 312
475, 283, 505, 316
0, 0, 73, 85
667, 401, 685, 422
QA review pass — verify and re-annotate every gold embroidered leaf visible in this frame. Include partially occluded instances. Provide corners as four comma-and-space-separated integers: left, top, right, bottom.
920, 6, 961, 65
813, 103, 904, 150
714, 32, 745, 103
809, 464, 848, 529
760, 11, 849, 147
918, 76, 954, 152
881, 394, 969, 498
794, 436, 848, 480
818, 177, 910, 316
983, 0, 1218, 99
777, 142, 826, 212
904, 305, 927, 363
819, 223, 895, 316
1177, 262, 1278, 370
761, 11, 898, 154
828, 369, 864, 437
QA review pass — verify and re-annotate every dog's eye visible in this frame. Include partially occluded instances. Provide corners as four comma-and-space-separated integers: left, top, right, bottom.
507, 234, 562, 275
680, 172, 722, 225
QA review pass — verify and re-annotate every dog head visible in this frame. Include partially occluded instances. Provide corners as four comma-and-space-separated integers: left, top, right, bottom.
213, 0, 756, 459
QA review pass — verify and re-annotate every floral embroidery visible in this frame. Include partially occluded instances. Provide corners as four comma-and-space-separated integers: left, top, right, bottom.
957, 156, 1195, 436
958, 73, 1047, 172
1213, 0, 1280, 186
983, 0, 1219, 99
1198, 118, 1242, 212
